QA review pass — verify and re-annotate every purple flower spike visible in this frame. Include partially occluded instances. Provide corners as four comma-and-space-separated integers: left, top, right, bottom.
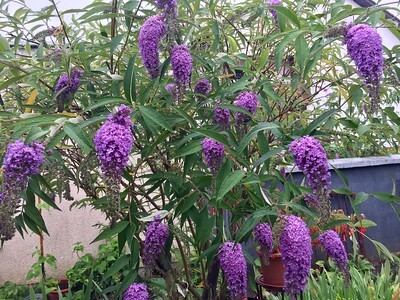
142, 217, 170, 267
139, 14, 166, 78
345, 24, 383, 84
94, 105, 134, 178
268, 0, 281, 26
194, 79, 212, 96
254, 223, 273, 256
201, 138, 225, 175
213, 106, 230, 130
2, 140, 44, 184
234, 92, 258, 124
124, 283, 150, 300
345, 24, 383, 112
289, 136, 331, 196
279, 215, 312, 297
318, 230, 350, 285
218, 242, 247, 299
171, 44, 192, 88
55, 69, 83, 111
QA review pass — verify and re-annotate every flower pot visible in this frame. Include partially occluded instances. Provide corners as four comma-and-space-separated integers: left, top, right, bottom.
257, 250, 285, 288
47, 279, 69, 300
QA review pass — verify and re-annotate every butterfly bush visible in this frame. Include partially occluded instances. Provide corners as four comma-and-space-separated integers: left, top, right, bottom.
0, 140, 44, 241
254, 223, 273, 266
254, 223, 273, 255
139, 14, 166, 78
124, 283, 150, 300
194, 78, 212, 96
345, 24, 383, 112
94, 105, 134, 178
279, 215, 312, 298
94, 105, 134, 226
171, 44, 192, 91
268, 0, 281, 26
201, 138, 225, 175
143, 217, 170, 267
218, 241, 247, 299
318, 230, 350, 285
289, 136, 331, 226
234, 91, 258, 124
54, 69, 83, 111
213, 105, 230, 130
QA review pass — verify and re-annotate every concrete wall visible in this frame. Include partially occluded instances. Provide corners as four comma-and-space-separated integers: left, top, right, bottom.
0, 192, 105, 285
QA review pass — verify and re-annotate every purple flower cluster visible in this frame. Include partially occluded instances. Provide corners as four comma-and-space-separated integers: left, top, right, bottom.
194, 79, 212, 96
2, 140, 44, 188
55, 69, 83, 111
289, 136, 331, 194
345, 24, 383, 84
142, 217, 170, 267
279, 215, 312, 297
345, 24, 383, 113
94, 105, 134, 178
124, 283, 150, 300
254, 223, 273, 256
318, 230, 350, 284
139, 14, 167, 79
234, 92, 258, 123
213, 106, 230, 130
268, 0, 281, 26
1, 140, 44, 242
218, 242, 247, 299
201, 138, 225, 175
154, 0, 177, 17
171, 44, 192, 88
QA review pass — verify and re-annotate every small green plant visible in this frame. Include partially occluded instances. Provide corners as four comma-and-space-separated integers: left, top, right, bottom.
0, 282, 29, 300
66, 238, 130, 299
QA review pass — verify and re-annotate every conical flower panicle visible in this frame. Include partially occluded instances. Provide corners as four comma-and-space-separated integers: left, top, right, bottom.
318, 230, 350, 285
279, 215, 312, 297
124, 283, 150, 300
201, 138, 225, 175
139, 14, 167, 79
142, 217, 170, 267
218, 241, 247, 299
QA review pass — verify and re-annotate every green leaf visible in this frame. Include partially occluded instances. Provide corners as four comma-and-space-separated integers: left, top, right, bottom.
353, 192, 369, 206
83, 98, 129, 112
173, 140, 202, 158
0, 36, 10, 51
110, 34, 124, 55
270, 5, 301, 28
238, 122, 278, 154
138, 106, 173, 132
253, 148, 282, 169
194, 129, 229, 146
91, 221, 129, 243
103, 254, 130, 280
24, 201, 48, 235
371, 193, 400, 203
302, 108, 338, 135
124, 56, 137, 104
64, 123, 93, 155
216, 170, 245, 201
236, 213, 264, 242
175, 191, 200, 216
295, 34, 309, 71
331, 188, 353, 195
371, 240, 393, 261
354, 219, 376, 228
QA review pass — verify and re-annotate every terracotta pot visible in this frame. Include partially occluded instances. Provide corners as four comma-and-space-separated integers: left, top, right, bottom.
257, 249, 285, 288
47, 279, 69, 300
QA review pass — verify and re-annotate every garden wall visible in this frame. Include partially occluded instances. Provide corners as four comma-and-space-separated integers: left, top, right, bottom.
0, 189, 105, 285
291, 155, 400, 257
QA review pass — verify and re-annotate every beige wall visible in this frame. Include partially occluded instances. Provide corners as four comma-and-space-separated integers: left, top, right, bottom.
0, 196, 105, 285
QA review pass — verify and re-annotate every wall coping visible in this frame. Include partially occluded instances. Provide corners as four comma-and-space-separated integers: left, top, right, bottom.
289, 154, 400, 173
